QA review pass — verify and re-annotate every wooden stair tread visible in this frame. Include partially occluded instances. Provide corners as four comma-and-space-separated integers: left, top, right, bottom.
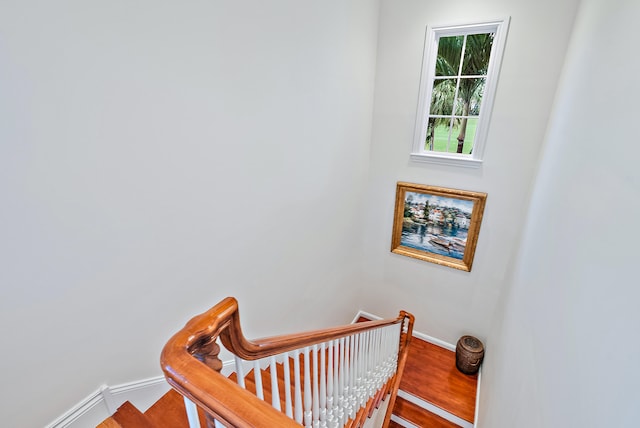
110, 401, 155, 428
96, 418, 122, 428
144, 389, 207, 428
393, 396, 459, 428
400, 337, 477, 423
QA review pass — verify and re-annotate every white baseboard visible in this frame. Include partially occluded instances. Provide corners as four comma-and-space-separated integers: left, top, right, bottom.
411, 330, 456, 352
353, 310, 456, 351
103, 376, 170, 414
351, 310, 383, 323
45, 376, 170, 428
45, 387, 109, 428
473, 368, 482, 428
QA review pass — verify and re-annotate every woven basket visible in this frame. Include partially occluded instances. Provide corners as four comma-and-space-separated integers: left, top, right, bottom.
455, 335, 484, 375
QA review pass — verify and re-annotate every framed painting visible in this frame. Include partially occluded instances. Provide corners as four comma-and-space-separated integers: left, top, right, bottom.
391, 182, 487, 271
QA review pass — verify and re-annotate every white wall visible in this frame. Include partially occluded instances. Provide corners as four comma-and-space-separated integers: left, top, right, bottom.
361, 0, 579, 344
0, 1, 380, 426
481, 0, 640, 426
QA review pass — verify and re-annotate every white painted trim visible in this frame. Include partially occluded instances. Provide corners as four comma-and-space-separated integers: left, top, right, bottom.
398, 390, 473, 428
473, 367, 482, 428
351, 310, 383, 323
184, 397, 202, 428
104, 375, 169, 413
411, 330, 456, 352
107, 376, 167, 396
411, 17, 511, 166
409, 152, 483, 168
391, 413, 420, 428
46, 376, 170, 428
44, 386, 109, 428
353, 310, 456, 351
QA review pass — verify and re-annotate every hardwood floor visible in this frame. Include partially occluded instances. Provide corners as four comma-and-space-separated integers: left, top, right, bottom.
393, 397, 460, 427
400, 337, 478, 423
144, 389, 207, 428
108, 401, 155, 428
100, 389, 208, 428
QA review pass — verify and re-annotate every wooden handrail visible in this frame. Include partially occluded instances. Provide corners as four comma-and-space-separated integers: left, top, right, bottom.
381, 311, 414, 427
161, 297, 414, 428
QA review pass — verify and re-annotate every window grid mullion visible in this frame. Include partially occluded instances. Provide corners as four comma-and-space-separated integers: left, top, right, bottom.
430, 114, 479, 120
448, 34, 467, 153
413, 18, 509, 163
434, 74, 487, 80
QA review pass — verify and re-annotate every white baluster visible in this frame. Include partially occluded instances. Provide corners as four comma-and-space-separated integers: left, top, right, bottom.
337, 337, 346, 426
385, 325, 398, 382
283, 352, 293, 418
374, 328, 383, 391
346, 335, 354, 423
234, 356, 246, 389
342, 336, 349, 422
360, 330, 369, 402
356, 331, 365, 408
366, 330, 375, 400
253, 360, 264, 400
312, 344, 320, 428
362, 331, 369, 405
392, 325, 400, 370
319, 342, 327, 428
349, 334, 358, 418
326, 340, 334, 427
183, 397, 201, 428
348, 334, 356, 419
304, 347, 312, 427
332, 339, 341, 428
383, 326, 392, 382
381, 327, 391, 383
344, 335, 351, 420
294, 349, 303, 424
270, 356, 281, 411
382, 327, 390, 384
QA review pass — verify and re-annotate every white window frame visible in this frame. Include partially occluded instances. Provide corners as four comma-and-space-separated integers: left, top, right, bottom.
411, 18, 510, 168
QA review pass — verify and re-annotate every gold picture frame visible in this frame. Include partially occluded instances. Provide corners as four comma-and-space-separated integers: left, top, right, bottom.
391, 182, 487, 271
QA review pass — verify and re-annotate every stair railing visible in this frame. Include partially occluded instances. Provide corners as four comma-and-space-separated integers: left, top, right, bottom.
161, 297, 414, 428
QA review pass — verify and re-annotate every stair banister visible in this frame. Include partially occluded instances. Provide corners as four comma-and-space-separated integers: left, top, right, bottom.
161, 298, 296, 427
161, 297, 414, 428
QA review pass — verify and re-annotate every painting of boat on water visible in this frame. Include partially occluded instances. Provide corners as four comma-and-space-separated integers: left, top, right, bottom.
391, 182, 487, 271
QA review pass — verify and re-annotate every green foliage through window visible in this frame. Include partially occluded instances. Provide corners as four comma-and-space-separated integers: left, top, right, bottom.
427, 32, 494, 154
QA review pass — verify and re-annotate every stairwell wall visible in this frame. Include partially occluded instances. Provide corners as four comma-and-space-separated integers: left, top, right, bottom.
360, 0, 580, 344
480, 0, 640, 426
0, 1, 380, 426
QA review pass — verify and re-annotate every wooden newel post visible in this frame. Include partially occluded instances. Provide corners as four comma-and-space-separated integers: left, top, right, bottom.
192, 339, 223, 372
190, 338, 223, 428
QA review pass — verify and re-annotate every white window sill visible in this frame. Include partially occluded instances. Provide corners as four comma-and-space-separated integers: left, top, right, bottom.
410, 152, 483, 168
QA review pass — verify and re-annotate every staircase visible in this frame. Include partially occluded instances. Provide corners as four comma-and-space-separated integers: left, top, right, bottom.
97, 390, 204, 428
99, 305, 478, 428
391, 337, 477, 427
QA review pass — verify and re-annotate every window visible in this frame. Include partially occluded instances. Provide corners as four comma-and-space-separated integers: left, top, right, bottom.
412, 18, 509, 167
